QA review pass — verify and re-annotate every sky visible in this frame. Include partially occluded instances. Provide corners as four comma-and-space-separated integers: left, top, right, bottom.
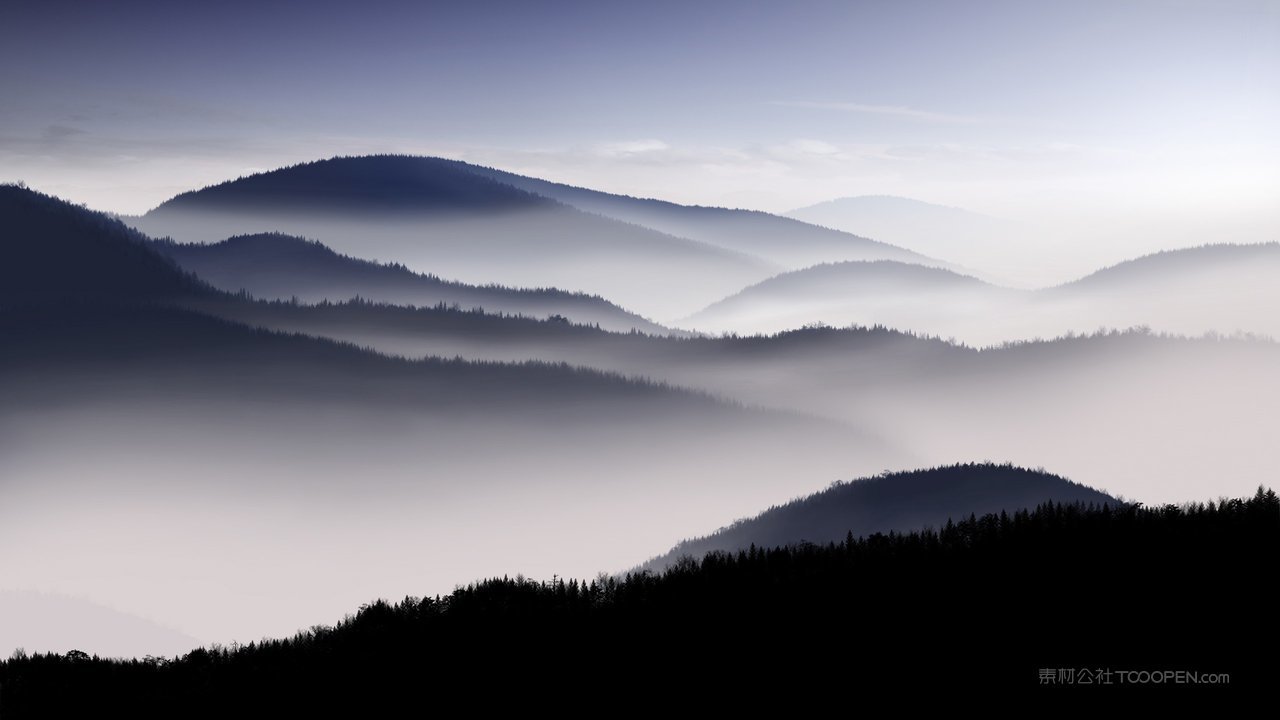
1, 0, 1277, 255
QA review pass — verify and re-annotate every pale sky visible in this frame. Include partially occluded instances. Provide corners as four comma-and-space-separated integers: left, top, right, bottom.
2, 0, 1277, 252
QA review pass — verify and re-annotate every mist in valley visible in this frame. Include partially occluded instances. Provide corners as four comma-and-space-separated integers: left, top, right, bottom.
3, 147, 1277, 662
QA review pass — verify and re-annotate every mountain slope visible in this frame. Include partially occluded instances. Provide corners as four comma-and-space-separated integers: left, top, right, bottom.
455, 162, 938, 268
151, 233, 669, 334
0, 184, 208, 303
1058, 242, 1280, 293
683, 260, 1015, 337
1041, 243, 1280, 339
194, 292, 1280, 504
684, 243, 1280, 343
785, 195, 1025, 277
643, 463, 1120, 570
129, 156, 777, 320
5, 491, 1272, 709
1, 185, 884, 651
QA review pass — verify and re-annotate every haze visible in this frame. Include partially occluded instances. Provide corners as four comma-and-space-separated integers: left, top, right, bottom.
2, 0, 1278, 282
1, 0, 1276, 665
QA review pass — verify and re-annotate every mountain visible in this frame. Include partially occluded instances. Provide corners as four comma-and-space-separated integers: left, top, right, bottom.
128, 156, 777, 320
1, 185, 884, 651
193, 294, 1280, 504
683, 243, 1280, 343
682, 260, 1015, 338
151, 233, 669, 334
0, 184, 208, 303
1044, 243, 1280, 339
4, 490, 1274, 709
1059, 241, 1280, 291
785, 195, 1024, 275
455, 162, 939, 268
643, 463, 1120, 570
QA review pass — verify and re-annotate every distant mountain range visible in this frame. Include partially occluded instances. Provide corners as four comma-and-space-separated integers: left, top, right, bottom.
0, 590, 200, 660
642, 463, 1121, 571
186, 280, 1280, 504
0, 183, 887, 650
456, 163, 936, 268
151, 233, 669, 334
683, 244, 1280, 343
785, 195, 1026, 276
125, 156, 940, 320
5, 166, 1278, 658
120, 157, 1280, 345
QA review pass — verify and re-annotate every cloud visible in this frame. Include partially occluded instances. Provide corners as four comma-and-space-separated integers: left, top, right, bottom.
41, 124, 88, 143
770, 100, 983, 124
770, 139, 841, 157
593, 139, 671, 157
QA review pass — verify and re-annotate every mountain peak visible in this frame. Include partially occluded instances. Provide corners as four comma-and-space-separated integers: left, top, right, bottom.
642, 463, 1121, 571
149, 155, 553, 216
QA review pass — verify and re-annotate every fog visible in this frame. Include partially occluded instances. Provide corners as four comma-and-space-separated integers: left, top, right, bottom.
0, 304, 892, 654
4, 176, 1276, 664
185, 297, 1280, 505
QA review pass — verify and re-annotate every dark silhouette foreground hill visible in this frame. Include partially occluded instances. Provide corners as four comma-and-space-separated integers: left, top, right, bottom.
2, 487, 1273, 712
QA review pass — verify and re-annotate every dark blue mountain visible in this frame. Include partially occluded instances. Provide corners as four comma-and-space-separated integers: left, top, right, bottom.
150, 155, 550, 216
130, 156, 776, 319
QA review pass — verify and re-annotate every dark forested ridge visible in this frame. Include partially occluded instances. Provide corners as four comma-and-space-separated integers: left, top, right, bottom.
2, 487, 1273, 712
151, 232, 670, 334
642, 463, 1121, 571
0, 184, 701, 414
0, 184, 210, 303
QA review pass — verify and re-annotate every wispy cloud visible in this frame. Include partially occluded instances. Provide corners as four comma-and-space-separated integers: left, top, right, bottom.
592, 139, 671, 157
771, 100, 983, 124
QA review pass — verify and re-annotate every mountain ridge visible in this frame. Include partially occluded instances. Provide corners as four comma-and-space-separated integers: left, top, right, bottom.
641, 462, 1122, 571
151, 232, 671, 334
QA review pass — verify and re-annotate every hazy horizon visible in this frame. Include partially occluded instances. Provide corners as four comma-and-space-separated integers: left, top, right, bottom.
2, 0, 1276, 278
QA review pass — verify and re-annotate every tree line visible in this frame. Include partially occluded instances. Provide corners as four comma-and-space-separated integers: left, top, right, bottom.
2, 488, 1274, 712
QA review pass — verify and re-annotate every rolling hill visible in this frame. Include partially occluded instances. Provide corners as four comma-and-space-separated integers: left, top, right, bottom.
784, 195, 1031, 281
454, 162, 939, 268
642, 463, 1121, 570
4, 488, 1273, 708
682, 244, 1280, 343
1, 184, 886, 652
184, 291, 1280, 505
127, 156, 778, 320
682, 260, 1015, 338
0, 184, 209, 303
151, 233, 669, 334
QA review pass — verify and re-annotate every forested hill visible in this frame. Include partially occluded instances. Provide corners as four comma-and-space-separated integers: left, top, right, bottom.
0, 184, 208, 303
2, 488, 1272, 711
152, 232, 669, 334
642, 463, 1121, 571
